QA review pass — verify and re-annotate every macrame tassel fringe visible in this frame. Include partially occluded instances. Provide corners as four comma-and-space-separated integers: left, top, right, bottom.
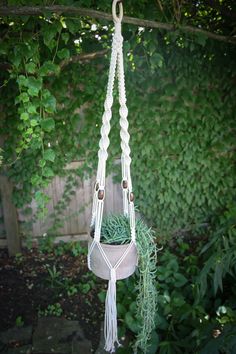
104, 269, 120, 352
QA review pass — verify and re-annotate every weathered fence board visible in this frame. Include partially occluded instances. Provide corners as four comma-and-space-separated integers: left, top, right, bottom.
0, 176, 21, 255
0, 161, 123, 249
21, 173, 123, 241
0, 200, 5, 239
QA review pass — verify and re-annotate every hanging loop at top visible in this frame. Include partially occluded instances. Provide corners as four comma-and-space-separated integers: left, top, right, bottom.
112, 0, 123, 23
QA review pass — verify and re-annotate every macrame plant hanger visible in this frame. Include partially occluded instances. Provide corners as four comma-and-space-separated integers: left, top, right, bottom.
88, 0, 137, 352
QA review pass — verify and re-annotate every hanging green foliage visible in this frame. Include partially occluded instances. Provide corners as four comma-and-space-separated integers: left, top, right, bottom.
0, 0, 235, 237
100, 213, 158, 353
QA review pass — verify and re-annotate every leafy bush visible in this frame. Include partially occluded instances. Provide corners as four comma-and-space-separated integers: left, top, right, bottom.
115, 204, 236, 353
1, 2, 235, 238
38, 303, 63, 317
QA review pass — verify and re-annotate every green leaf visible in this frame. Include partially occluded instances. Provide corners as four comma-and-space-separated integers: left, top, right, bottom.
44, 149, 55, 162
156, 314, 169, 330
43, 167, 54, 177
20, 112, 29, 121
28, 77, 42, 88
39, 61, 60, 76
17, 75, 28, 87
39, 159, 46, 168
98, 291, 106, 303
35, 191, 45, 203
66, 19, 80, 34
125, 312, 139, 334
150, 53, 164, 69
172, 293, 186, 307
27, 77, 42, 96
19, 92, 29, 103
80, 283, 90, 294
213, 262, 223, 294
28, 105, 37, 114
41, 118, 55, 132
11, 55, 21, 68
43, 24, 59, 49
25, 62, 36, 73
129, 301, 136, 314
148, 331, 159, 354
42, 91, 57, 113
62, 33, 70, 44
174, 273, 188, 287
117, 303, 126, 316
57, 48, 70, 60
30, 119, 38, 127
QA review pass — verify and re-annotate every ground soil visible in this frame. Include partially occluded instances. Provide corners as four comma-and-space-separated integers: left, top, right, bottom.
0, 247, 106, 351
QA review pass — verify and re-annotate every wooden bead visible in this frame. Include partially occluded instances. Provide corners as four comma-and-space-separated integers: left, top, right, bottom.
122, 180, 128, 189
98, 190, 105, 200
130, 192, 134, 202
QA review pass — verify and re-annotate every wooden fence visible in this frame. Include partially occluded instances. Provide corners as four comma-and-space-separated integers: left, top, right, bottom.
0, 163, 123, 253
0, 201, 5, 242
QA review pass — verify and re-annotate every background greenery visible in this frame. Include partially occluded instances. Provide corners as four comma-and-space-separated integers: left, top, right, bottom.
1, 0, 235, 235
0, 0, 236, 353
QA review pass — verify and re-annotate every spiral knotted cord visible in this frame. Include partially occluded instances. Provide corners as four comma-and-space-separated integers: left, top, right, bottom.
88, 1, 136, 352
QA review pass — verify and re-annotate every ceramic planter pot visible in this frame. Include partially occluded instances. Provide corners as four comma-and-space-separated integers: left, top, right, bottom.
88, 234, 137, 280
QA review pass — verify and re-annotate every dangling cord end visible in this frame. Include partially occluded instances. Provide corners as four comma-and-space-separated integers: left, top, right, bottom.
104, 268, 121, 352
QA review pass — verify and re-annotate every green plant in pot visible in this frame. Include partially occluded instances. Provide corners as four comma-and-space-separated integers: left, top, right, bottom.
90, 213, 158, 353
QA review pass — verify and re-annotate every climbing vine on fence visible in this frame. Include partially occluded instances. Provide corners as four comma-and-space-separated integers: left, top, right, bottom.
0, 0, 236, 237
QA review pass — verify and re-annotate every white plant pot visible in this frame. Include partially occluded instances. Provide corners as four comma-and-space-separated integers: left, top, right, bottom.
88, 234, 138, 280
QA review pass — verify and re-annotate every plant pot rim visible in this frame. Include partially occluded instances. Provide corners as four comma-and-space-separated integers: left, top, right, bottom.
89, 228, 132, 247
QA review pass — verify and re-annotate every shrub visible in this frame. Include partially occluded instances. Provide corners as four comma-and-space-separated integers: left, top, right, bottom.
115, 204, 236, 353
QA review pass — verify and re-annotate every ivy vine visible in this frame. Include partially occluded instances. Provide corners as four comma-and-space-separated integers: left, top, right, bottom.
0, 0, 235, 238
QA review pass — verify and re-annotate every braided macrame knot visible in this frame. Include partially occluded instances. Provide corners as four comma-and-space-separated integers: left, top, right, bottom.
113, 36, 123, 52
119, 105, 128, 118
98, 150, 108, 161
104, 96, 113, 110
99, 135, 109, 160
89, 3, 136, 351
98, 95, 114, 162
119, 105, 131, 166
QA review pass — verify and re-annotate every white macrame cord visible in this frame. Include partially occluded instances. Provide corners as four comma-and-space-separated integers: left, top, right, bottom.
88, 1, 136, 352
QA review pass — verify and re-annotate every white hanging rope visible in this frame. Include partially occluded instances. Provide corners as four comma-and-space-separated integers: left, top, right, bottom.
88, 1, 137, 352
104, 268, 120, 353
94, 199, 104, 242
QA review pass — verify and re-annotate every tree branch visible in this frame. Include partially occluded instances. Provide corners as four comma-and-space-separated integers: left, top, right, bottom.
0, 5, 235, 45
0, 49, 109, 75
59, 49, 108, 69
